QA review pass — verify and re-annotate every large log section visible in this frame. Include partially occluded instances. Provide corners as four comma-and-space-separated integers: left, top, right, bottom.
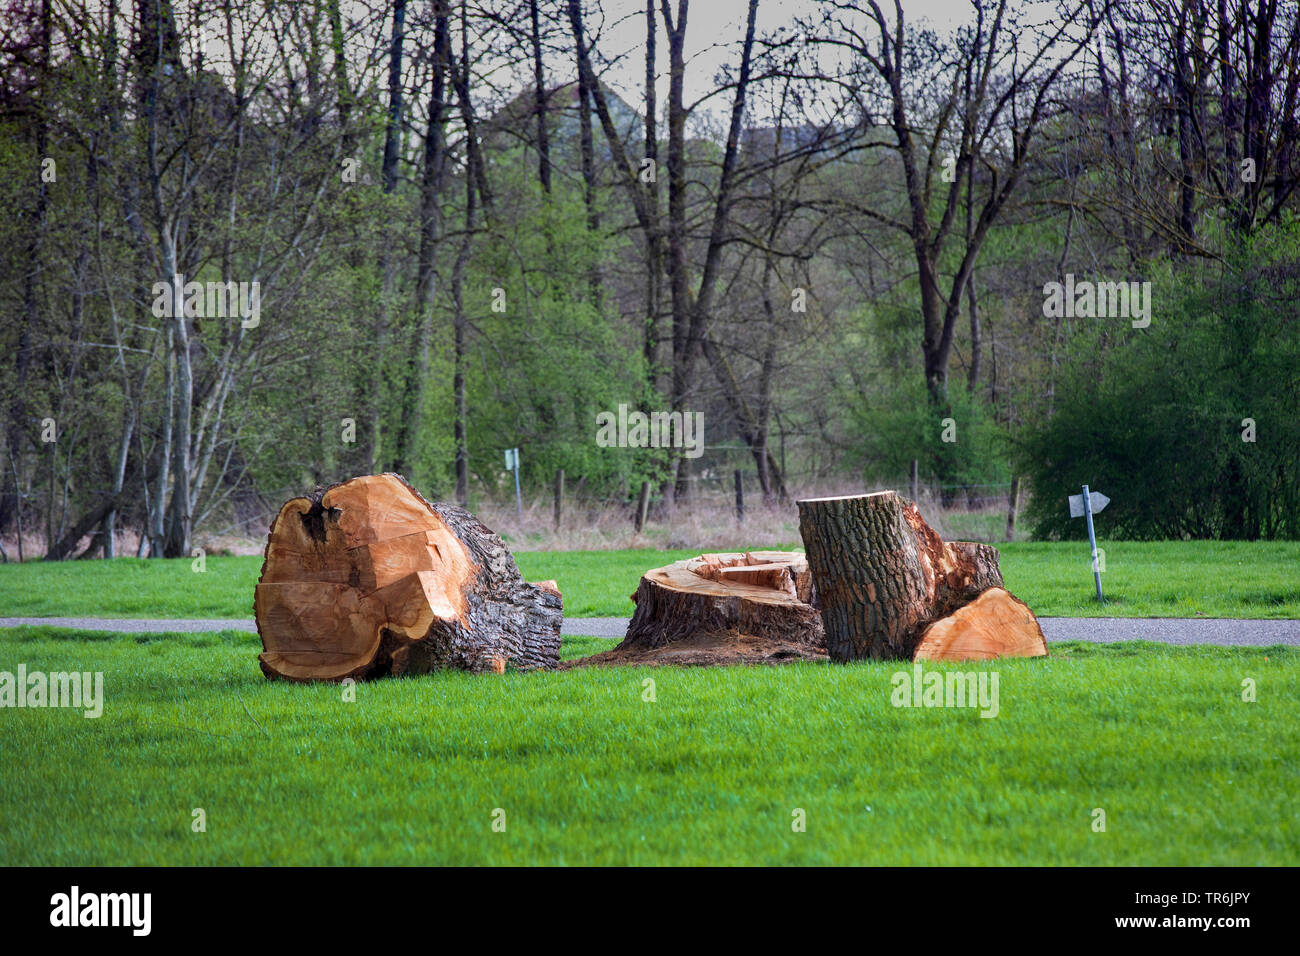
797, 491, 1043, 662
255, 474, 562, 681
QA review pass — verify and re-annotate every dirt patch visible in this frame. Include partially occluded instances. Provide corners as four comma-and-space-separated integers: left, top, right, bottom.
560, 628, 828, 669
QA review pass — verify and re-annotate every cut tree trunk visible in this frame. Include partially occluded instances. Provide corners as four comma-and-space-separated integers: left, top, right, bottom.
913, 588, 1047, 662
571, 551, 824, 667
797, 490, 1031, 662
255, 473, 561, 681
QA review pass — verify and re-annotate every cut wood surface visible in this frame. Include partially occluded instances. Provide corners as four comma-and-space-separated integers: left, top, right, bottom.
913, 588, 1048, 661
255, 473, 561, 681
797, 490, 1037, 662
569, 551, 825, 667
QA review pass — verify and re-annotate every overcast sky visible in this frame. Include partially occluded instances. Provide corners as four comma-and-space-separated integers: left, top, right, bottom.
585, 0, 982, 119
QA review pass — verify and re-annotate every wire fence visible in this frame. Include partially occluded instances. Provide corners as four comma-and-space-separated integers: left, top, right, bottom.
0, 464, 1027, 559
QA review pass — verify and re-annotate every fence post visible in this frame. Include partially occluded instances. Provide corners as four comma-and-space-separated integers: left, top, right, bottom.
734, 469, 745, 524
909, 459, 919, 501
553, 468, 564, 530
635, 481, 651, 533
1005, 476, 1021, 541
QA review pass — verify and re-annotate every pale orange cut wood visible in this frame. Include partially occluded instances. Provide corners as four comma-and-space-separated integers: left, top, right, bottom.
255, 473, 561, 681
913, 587, 1048, 662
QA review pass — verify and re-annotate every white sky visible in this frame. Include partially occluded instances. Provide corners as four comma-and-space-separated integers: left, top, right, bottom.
587, 0, 981, 117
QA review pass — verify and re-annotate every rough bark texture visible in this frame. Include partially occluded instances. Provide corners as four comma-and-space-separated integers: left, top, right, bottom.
571, 551, 824, 667
255, 473, 561, 681
913, 588, 1047, 662
797, 491, 1011, 662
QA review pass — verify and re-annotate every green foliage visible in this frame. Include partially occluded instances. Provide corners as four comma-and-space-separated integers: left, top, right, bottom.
848, 372, 1010, 491
1016, 229, 1300, 540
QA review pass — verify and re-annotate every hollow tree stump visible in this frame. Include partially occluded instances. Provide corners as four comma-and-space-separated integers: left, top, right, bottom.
796, 491, 1019, 662
255, 473, 562, 681
576, 551, 825, 665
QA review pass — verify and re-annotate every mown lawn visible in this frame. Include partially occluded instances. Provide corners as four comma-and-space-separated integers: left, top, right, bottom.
0, 540, 1297, 619
0, 626, 1295, 865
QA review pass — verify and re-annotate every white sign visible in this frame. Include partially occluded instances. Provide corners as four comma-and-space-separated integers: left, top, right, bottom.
1068, 491, 1109, 518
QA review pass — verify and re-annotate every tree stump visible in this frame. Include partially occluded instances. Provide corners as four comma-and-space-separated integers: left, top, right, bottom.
569, 551, 825, 667
254, 473, 562, 681
796, 491, 1029, 662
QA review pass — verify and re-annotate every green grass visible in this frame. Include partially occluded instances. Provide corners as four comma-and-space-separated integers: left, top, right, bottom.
0, 540, 1297, 618
1, 626, 1295, 865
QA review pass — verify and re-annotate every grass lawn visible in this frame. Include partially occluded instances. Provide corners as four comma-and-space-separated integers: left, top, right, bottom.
0, 540, 1296, 619
0, 626, 1294, 865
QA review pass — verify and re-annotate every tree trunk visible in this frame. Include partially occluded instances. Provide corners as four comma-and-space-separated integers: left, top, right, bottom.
451, 141, 475, 509
529, 0, 551, 194
641, 0, 659, 376
328, 0, 353, 151
3, 0, 47, 538
255, 473, 562, 681
45, 494, 127, 562
370, 0, 408, 472
663, 0, 691, 502
162, 258, 193, 558
392, 0, 450, 475
796, 491, 1007, 661
573, 2, 600, 300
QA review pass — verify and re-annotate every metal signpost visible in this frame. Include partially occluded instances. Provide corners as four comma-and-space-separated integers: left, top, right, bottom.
1068, 485, 1110, 602
505, 448, 522, 519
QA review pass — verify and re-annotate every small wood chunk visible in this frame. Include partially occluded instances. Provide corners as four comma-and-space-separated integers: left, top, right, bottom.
913, 588, 1048, 662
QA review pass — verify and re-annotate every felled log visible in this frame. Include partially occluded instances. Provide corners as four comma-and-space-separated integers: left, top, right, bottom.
913, 588, 1047, 662
797, 490, 1040, 662
255, 473, 561, 681
571, 551, 824, 666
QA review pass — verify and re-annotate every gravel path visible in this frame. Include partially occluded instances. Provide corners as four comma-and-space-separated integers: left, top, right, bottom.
1, 615, 1297, 645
